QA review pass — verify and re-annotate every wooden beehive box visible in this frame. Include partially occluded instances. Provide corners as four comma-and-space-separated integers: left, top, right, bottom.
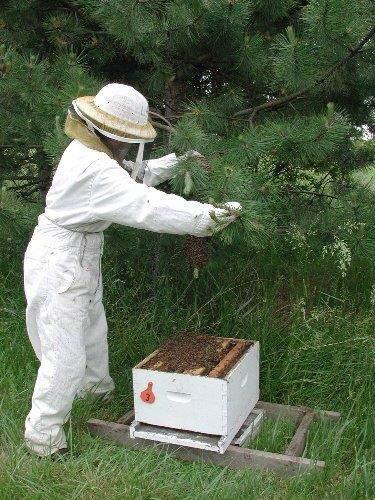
132, 334, 259, 453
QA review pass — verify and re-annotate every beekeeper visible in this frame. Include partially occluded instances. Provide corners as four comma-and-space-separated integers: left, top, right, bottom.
23, 83, 241, 457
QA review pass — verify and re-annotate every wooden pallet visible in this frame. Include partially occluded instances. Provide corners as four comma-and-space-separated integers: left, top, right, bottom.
87, 400, 340, 476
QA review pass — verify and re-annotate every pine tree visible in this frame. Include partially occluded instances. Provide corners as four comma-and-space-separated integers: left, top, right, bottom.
0, 0, 374, 249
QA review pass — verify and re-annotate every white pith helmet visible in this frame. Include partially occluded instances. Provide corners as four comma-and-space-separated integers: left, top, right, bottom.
72, 83, 157, 178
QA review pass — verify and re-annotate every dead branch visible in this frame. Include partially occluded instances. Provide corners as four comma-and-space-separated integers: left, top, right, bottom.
149, 120, 174, 133
149, 111, 176, 131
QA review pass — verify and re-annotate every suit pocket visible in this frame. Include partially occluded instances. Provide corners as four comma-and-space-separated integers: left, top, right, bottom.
24, 256, 48, 302
48, 249, 78, 294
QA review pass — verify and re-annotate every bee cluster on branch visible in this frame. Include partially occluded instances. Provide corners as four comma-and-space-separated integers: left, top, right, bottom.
184, 235, 211, 279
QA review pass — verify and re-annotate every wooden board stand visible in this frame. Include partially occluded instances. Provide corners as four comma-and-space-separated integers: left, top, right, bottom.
87, 400, 341, 476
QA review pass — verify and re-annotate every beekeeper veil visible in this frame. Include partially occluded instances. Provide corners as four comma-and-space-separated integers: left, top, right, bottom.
71, 84, 157, 179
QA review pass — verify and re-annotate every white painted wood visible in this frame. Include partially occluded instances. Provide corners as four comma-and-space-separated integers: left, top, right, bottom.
133, 369, 227, 435
130, 408, 263, 454
132, 340, 260, 451
130, 420, 223, 452
233, 409, 264, 446
226, 342, 260, 441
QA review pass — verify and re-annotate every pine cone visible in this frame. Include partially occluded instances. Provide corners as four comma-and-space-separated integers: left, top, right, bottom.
184, 236, 211, 270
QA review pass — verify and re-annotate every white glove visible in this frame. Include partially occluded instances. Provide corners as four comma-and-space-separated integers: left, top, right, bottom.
209, 202, 242, 232
122, 159, 147, 181
179, 150, 204, 161
123, 151, 204, 186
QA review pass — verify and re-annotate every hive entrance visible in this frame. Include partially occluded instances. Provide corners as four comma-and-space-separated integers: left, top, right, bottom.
139, 333, 252, 378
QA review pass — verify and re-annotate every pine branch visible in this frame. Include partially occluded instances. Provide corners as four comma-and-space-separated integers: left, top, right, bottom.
8, 179, 42, 191
233, 26, 375, 120
58, 0, 108, 35
166, 12, 205, 35
321, 0, 348, 49
59, 0, 81, 19
0, 144, 42, 149
286, 188, 339, 200
0, 175, 40, 181
20, 185, 41, 198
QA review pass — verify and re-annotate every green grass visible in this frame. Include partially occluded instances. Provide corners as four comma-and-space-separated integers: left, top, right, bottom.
251, 417, 296, 454
0, 194, 374, 499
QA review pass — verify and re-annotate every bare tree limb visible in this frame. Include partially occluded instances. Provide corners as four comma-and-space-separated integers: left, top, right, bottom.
149, 111, 176, 131
233, 26, 375, 120
149, 120, 174, 133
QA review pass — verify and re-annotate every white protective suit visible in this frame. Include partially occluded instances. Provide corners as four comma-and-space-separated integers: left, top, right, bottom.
24, 139, 234, 456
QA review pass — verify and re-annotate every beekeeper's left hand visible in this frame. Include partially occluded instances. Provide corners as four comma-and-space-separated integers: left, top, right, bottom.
179, 150, 204, 161
122, 159, 147, 180
209, 202, 242, 233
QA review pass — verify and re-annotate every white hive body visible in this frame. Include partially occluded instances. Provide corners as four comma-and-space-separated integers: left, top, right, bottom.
131, 339, 260, 454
